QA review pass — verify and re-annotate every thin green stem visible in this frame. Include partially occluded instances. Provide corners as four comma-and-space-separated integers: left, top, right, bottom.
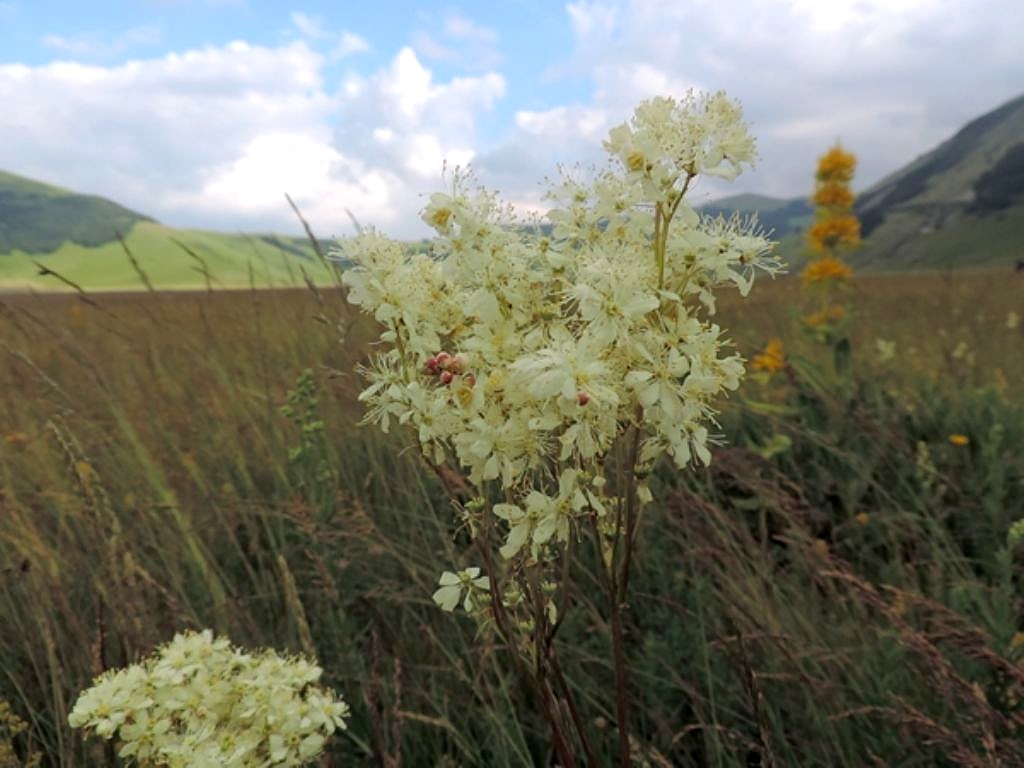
655, 173, 693, 289
654, 203, 666, 289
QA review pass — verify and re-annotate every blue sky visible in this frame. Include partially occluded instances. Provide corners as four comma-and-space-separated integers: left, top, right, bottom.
1, 1, 1021, 237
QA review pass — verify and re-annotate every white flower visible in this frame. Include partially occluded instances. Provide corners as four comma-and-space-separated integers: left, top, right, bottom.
336, 91, 779, 593
432, 567, 490, 612
68, 630, 349, 766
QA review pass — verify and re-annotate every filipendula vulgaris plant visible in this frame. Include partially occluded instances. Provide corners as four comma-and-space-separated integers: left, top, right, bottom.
68, 630, 350, 767
337, 92, 780, 766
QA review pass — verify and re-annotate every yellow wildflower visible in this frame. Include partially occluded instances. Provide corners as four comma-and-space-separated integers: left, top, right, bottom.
812, 181, 855, 208
948, 433, 969, 446
802, 255, 854, 286
751, 338, 785, 373
807, 216, 861, 254
815, 145, 857, 184
805, 304, 846, 328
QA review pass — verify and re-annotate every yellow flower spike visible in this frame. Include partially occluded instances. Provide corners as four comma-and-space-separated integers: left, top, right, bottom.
948, 433, 970, 446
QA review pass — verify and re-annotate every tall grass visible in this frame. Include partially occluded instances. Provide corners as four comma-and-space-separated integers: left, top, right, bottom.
0, 269, 1022, 765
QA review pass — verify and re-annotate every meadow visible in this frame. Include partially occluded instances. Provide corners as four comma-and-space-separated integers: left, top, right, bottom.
1, 267, 1022, 766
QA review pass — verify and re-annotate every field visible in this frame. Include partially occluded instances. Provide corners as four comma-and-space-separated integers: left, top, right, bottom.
1, 268, 1023, 766
0, 221, 332, 293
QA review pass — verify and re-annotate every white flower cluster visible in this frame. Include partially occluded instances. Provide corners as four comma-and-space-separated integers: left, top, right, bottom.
68, 630, 349, 767
337, 92, 779, 600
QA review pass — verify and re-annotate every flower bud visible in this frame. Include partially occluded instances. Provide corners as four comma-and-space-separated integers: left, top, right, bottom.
439, 370, 454, 385
577, 391, 590, 406
435, 351, 452, 367
450, 354, 468, 373
424, 356, 439, 373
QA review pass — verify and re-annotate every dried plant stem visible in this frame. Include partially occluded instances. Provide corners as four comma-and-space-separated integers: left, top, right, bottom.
474, 505, 578, 767
610, 420, 644, 767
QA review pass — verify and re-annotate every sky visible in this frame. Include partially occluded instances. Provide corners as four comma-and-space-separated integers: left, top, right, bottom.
0, 0, 1021, 239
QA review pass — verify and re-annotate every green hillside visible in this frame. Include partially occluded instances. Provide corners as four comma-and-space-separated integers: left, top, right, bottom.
0, 221, 334, 292
0, 170, 153, 253
0, 169, 338, 291
852, 93, 1024, 269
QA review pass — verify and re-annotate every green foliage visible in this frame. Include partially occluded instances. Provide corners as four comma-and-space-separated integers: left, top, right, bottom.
0, 270, 1022, 765
281, 369, 337, 516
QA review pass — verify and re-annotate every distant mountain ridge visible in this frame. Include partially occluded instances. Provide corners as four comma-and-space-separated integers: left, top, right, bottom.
0, 170, 153, 253
850, 93, 1024, 268
697, 93, 1024, 270
699, 193, 812, 239
858, 94, 1024, 234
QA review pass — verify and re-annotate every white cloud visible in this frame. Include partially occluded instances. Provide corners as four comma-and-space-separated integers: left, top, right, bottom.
290, 13, 368, 61
332, 47, 505, 228
0, 40, 505, 238
0, 42, 336, 232
334, 31, 370, 59
413, 12, 502, 71
41, 25, 161, 58
290, 12, 327, 40
180, 132, 399, 234
481, 0, 1024, 207
444, 14, 498, 45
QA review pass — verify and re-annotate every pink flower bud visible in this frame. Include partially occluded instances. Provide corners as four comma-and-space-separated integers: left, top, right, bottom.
577, 391, 590, 406
424, 356, 439, 372
439, 370, 454, 385
464, 374, 476, 387
435, 351, 452, 367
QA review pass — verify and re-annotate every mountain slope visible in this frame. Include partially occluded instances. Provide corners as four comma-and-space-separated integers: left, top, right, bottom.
0, 170, 153, 253
852, 93, 1024, 268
